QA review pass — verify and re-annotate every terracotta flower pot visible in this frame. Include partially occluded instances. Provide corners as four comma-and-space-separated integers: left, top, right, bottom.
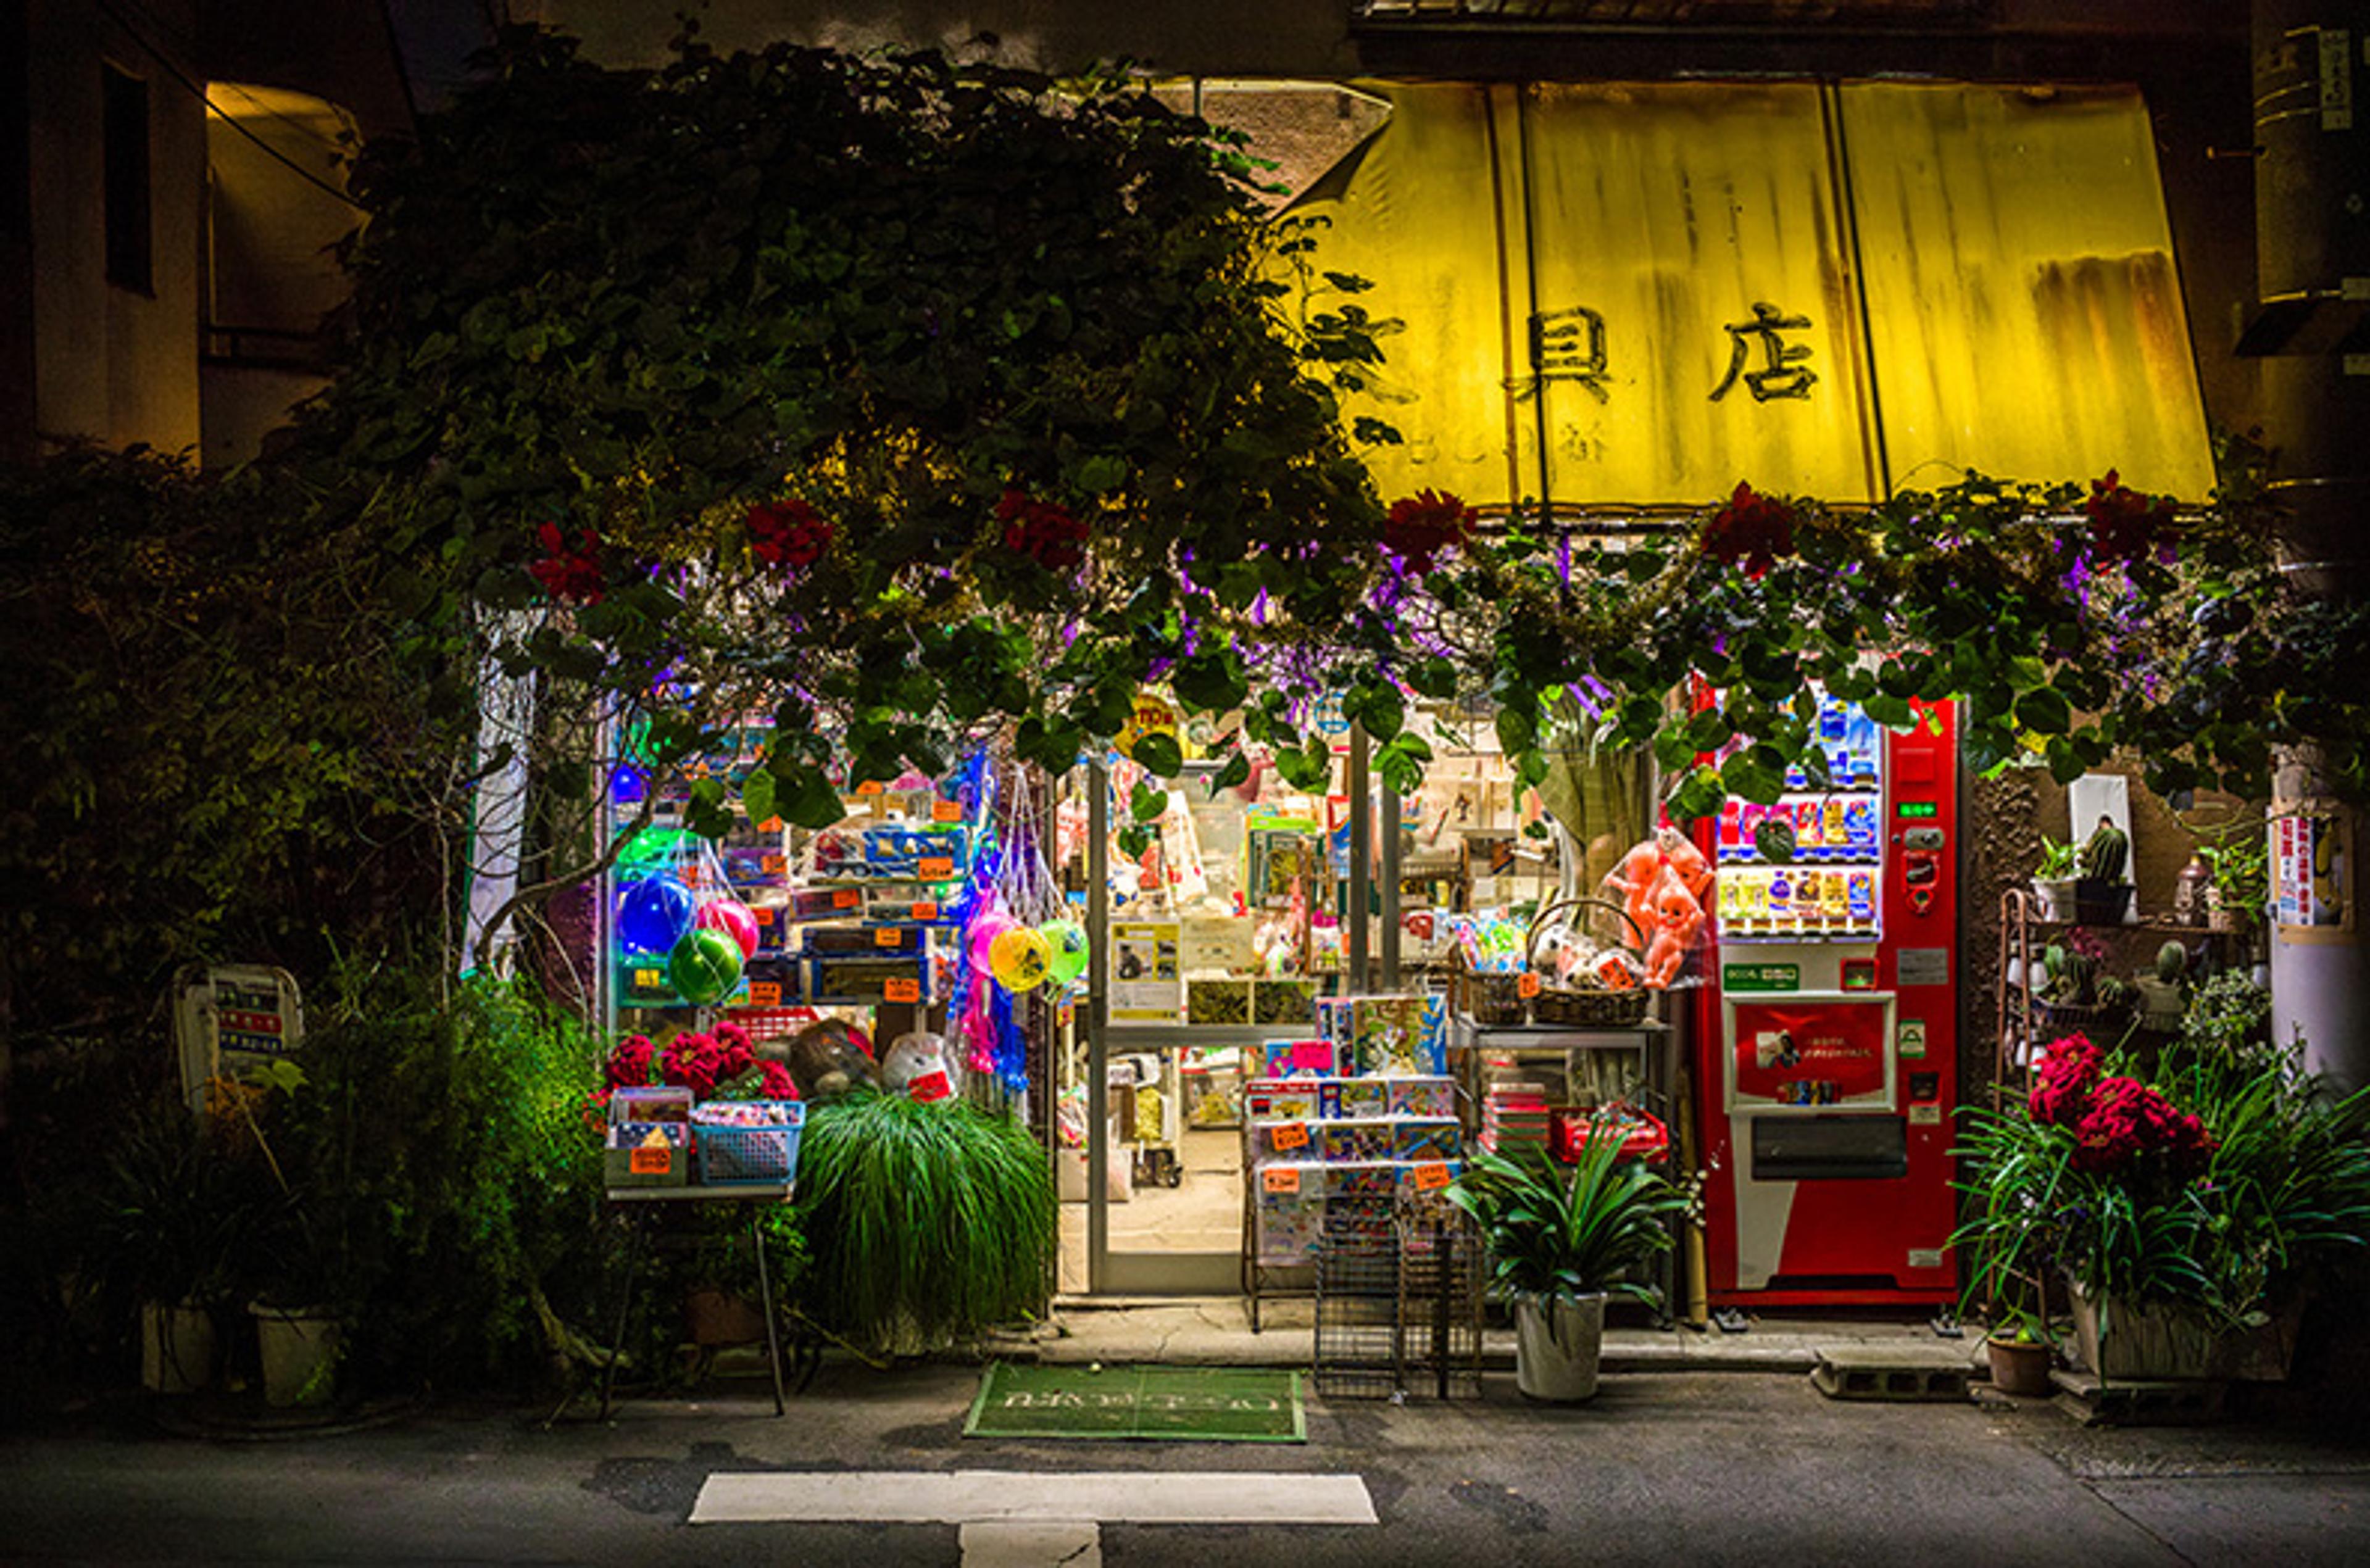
1985, 1334, 2053, 1398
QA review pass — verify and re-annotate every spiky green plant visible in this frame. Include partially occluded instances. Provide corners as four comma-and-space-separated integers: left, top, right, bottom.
1447, 1128, 1688, 1312
793, 1091, 1055, 1353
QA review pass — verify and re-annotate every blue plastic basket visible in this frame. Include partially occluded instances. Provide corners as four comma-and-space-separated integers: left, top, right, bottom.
696, 1101, 805, 1186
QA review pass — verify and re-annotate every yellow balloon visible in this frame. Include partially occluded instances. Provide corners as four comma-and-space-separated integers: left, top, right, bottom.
988, 924, 1054, 993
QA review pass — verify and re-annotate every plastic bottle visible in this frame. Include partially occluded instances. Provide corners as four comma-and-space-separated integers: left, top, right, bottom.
1768, 868, 1792, 926
1847, 869, 1876, 927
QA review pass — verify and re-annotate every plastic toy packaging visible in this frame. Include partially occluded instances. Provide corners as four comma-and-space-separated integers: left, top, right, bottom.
1598, 827, 1713, 988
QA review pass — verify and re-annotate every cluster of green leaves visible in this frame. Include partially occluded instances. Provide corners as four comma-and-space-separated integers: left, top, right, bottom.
1448, 1132, 1689, 1311
793, 1089, 1055, 1353
0, 447, 455, 1042
1953, 998, 2370, 1337
301, 26, 1389, 840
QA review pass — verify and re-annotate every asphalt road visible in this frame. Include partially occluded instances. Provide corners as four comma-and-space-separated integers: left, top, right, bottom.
6, 1364, 2370, 1567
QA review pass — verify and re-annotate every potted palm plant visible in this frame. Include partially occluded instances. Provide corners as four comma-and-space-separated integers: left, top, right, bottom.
1447, 1126, 1688, 1401
2030, 836, 2079, 923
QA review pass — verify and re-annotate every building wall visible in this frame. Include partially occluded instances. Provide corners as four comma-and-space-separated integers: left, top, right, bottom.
25, 0, 204, 454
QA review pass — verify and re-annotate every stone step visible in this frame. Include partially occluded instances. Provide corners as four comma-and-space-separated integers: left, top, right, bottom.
2048, 1367, 2229, 1427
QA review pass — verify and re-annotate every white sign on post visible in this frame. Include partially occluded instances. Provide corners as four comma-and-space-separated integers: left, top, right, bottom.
173, 964, 304, 1115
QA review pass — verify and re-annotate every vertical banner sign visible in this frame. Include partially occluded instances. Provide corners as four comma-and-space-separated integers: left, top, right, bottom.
2274, 803, 2355, 940
464, 611, 538, 974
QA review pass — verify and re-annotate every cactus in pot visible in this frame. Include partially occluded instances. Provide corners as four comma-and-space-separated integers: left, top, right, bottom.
2073, 814, 2134, 923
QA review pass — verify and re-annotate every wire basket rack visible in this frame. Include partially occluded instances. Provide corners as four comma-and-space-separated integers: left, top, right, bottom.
1313, 1200, 1484, 1401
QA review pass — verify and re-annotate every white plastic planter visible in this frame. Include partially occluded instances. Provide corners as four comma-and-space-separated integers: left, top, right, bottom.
1514, 1292, 1607, 1402
251, 1302, 341, 1408
140, 1301, 216, 1395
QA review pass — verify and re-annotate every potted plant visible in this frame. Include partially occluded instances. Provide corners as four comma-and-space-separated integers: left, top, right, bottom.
2073, 814, 2133, 924
1954, 1013, 2370, 1384
2031, 836, 2079, 922
1981, 1302, 2057, 1398
2030, 934, 2126, 1039
2198, 832, 2269, 936
2130, 942, 2190, 1034
792, 1090, 1055, 1356
1447, 1126, 1689, 1401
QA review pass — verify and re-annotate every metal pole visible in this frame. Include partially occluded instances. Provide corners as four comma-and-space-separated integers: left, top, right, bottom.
1349, 724, 1372, 992
1086, 757, 1112, 1290
1381, 778, 1403, 987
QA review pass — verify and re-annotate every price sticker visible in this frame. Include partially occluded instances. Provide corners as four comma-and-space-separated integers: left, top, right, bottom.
912, 902, 940, 922
752, 905, 775, 926
873, 926, 903, 948
1270, 1121, 1312, 1151
833, 889, 862, 909
634, 969, 662, 989
1262, 1166, 1301, 1195
856, 780, 886, 796
758, 817, 784, 833
762, 853, 786, 874
1412, 1161, 1453, 1192
918, 856, 955, 879
1518, 973, 1542, 1000
883, 977, 921, 1004
629, 1147, 672, 1176
748, 982, 782, 1008
931, 800, 963, 823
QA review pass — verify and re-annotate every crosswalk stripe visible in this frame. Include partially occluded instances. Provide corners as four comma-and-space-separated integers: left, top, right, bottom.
688, 1469, 1378, 1527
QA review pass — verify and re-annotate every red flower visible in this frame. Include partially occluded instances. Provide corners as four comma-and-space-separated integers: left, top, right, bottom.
1702, 483, 1797, 578
747, 499, 834, 571
2070, 1074, 2214, 1174
1381, 489, 1476, 575
605, 1034, 658, 1090
2028, 1032, 2102, 1127
528, 521, 605, 603
660, 1031, 726, 1100
582, 1087, 615, 1132
996, 487, 1092, 572
2084, 470, 2177, 562
757, 1060, 800, 1101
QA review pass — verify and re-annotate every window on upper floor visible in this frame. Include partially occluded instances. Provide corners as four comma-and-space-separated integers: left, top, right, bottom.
102, 61, 151, 294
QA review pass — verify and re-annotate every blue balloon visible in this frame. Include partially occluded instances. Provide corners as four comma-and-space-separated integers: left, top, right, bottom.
617, 876, 697, 955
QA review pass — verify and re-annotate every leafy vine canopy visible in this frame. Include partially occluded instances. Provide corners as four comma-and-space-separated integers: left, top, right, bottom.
295, 27, 2365, 833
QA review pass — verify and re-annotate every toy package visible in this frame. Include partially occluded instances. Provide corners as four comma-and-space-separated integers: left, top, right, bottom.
1320, 993, 1434, 1076
1395, 1118, 1462, 1163
1321, 1121, 1396, 1164
1257, 1038, 1340, 1078
1244, 1080, 1323, 1122
1386, 1076, 1458, 1119
1255, 1165, 1326, 1264
1318, 1079, 1389, 1120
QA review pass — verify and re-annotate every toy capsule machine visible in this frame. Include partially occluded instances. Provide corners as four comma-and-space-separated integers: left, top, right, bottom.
1695, 694, 1958, 1307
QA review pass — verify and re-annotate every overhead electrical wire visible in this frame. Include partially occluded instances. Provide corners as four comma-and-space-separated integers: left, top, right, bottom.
93, 0, 373, 213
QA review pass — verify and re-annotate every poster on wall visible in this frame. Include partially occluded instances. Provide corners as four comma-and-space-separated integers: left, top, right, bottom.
2274, 803, 2354, 940
1725, 994, 1894, 1113
1110, 921, 1184, 1021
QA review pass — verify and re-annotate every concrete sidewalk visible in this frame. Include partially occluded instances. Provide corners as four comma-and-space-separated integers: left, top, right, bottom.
986, 1295, 1981, 1374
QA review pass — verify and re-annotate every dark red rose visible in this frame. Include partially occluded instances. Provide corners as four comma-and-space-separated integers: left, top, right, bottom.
747, 499, 834, 571
529, 521, 605, 603
606, 1034, 658, 1090
1381, 489, 1476, 575
997, 487, 1092, 572
1702, 483, 1797, 578
2084, 470, 2177, 562
2027, 1032, 2103, 1127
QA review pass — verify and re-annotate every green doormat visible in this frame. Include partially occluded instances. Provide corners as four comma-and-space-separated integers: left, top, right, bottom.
963, 1362, 1306, 1443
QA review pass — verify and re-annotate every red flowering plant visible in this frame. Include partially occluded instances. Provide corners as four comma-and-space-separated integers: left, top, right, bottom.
1957, 1004, 2370, 1343
746, 498, 835, 572
1381, 489, 1476, 575
996, 487, 1092, 573
528, 521, 606, 603
591, 1023, 799, 1130
1699, 482, 1797, 578
2083, 469, 2178, 563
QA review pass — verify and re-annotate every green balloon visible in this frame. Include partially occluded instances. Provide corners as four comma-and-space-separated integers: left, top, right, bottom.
668, 927, 745, 1006
1041, 918, 1091, 987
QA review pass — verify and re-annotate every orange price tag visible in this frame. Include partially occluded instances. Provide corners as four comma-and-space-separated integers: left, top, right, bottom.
1412, 1161, 1452, 1192
1270, 1122, 1311, 1151
758, 817, 784, 832
931, 800, 963, 823
856, 780, 886, 796
748, 982, 782, 1008
873, 926, 902, 948
918, 856, 955, 879
883, 977, 921, 1004
1262, 1166, 1302, 1195
912, 902, 940, 921
762, 853, 786, 874
629, 1147, 672, 1176
752, 905, 775, 925
833, 889, 861, 909
1517, 973, 1542, 1000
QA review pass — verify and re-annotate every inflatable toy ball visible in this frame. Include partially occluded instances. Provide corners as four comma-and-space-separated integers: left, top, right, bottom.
667, 927, 746, 1006
618, 875, 698, 955
695, 897, 761, 960
1041, 918, 1091, 987
989, 923, 1054, 993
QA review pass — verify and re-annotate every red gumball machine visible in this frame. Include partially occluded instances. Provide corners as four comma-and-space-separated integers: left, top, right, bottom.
1692, 693, 1960, 1308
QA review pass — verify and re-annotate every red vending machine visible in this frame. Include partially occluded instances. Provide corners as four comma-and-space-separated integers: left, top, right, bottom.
1694, 694, 1958, 1306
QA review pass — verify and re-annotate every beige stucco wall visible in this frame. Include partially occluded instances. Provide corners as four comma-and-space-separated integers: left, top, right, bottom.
27, 0, 204, 455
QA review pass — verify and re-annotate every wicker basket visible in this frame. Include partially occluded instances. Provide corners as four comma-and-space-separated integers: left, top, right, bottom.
1457, 966, 1529, 1026
1526, 896, 1652, 1029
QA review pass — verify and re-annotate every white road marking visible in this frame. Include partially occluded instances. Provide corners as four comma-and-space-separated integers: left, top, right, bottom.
959, 1520, 1102, 1568
688, 1469, 1378, 1526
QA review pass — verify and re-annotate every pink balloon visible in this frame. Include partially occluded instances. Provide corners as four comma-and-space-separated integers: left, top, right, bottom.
968, 910, 1018, 975
695, 898, 760, 960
